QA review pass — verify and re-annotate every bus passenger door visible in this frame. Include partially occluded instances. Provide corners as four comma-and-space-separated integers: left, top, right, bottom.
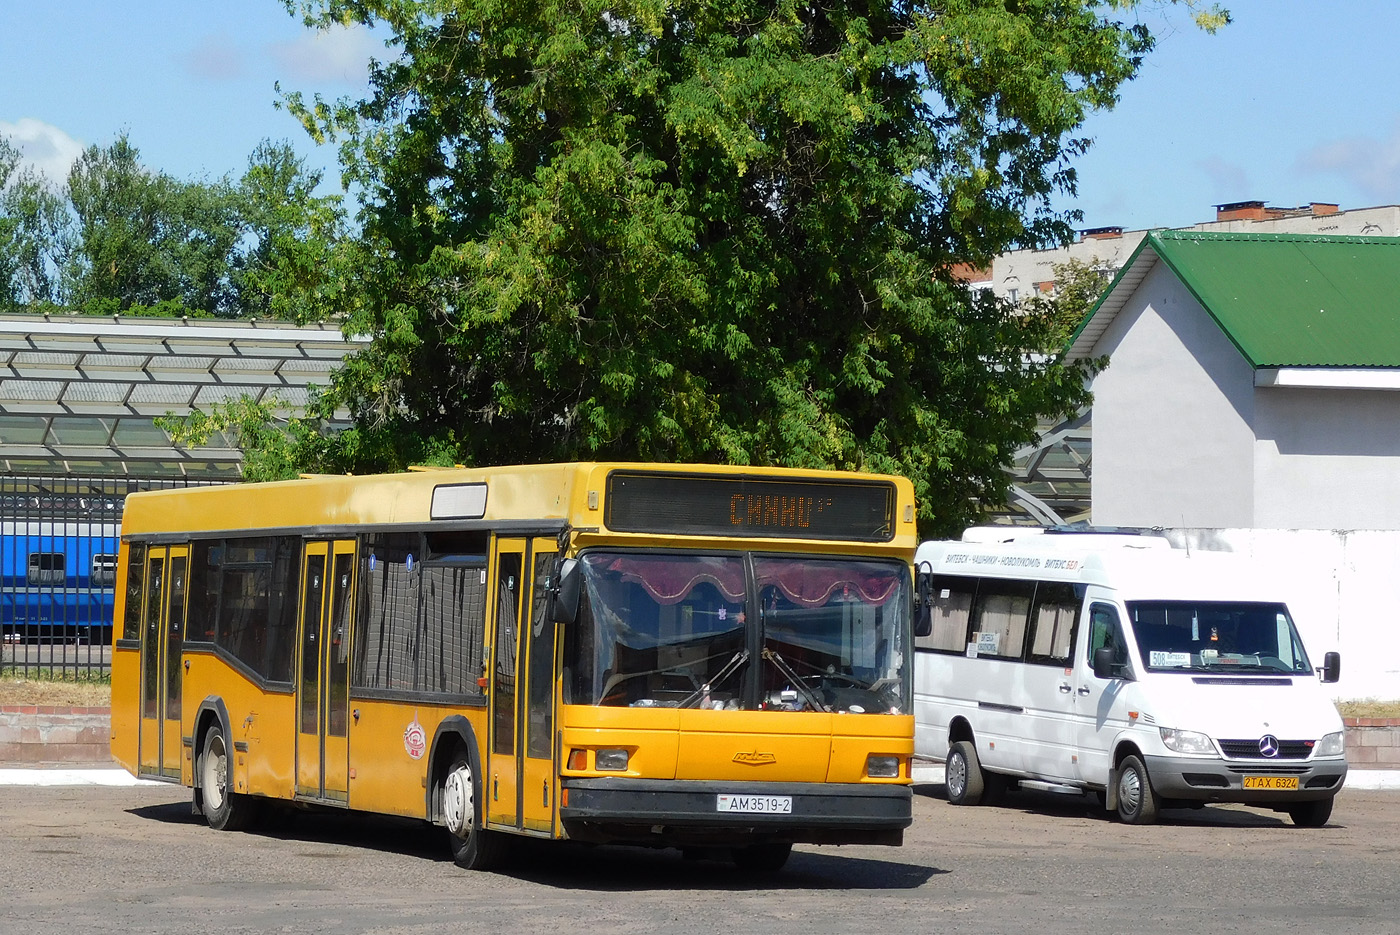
486, 539, 525, 828
486, 536, 560, 836
520, 539, 560, 834
296, 540, 356, 803
138, 545, 186, 780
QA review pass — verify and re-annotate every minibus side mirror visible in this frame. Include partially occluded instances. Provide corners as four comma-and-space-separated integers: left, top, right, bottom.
1093, 646, 1120, 680
913, 566, 933, 638
1319, 651, 1341, 684
550, 557, 581, 625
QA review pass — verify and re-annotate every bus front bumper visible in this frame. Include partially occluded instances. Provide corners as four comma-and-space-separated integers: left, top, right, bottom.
559, 777, 911, 847
1143, 754, 1348, 804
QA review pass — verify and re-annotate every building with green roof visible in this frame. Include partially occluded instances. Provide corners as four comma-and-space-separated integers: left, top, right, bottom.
1065, 230, 1400, 529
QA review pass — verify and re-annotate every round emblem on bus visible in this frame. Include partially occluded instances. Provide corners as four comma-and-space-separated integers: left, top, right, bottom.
1258, 734, 1280, 758
404, 713, 427, 760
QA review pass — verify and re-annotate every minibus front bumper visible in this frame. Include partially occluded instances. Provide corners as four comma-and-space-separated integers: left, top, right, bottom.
559, 777, 911, 847
1143, 754, 1348, 803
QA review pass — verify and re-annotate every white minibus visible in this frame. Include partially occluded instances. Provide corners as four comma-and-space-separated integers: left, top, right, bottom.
912, 528, 1347, 826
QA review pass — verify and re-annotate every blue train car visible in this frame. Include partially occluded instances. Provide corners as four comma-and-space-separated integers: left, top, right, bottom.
0, 520, 121, 643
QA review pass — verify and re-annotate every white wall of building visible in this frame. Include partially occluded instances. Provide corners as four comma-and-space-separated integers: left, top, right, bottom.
1253, 387, 1400, 528
1161, 528, 1400, 701
1090, 263, 1256, 527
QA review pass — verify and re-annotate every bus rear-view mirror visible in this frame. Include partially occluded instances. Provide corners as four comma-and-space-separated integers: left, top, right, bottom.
1320, 651, 1341, 684
551, 557, 581, 624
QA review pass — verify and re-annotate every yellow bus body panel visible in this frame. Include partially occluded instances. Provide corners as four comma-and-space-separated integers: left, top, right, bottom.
109, 645, 139, 773
559, 705, 914, 785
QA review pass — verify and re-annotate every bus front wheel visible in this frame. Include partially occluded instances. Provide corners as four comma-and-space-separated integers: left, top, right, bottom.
731, 842, 792, 874
199, 724, 258, 832
443, 755, 507, 870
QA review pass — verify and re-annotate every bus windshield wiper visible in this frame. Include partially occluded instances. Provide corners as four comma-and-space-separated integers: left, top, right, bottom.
680, 649, 750, 709
761, 648, 830, 713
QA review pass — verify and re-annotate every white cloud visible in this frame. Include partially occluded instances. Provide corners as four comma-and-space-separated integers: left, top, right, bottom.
0, 118, 85, 184
269, 24, 381, 85
184, 33, 246, 81
1299, 122, 1400, 204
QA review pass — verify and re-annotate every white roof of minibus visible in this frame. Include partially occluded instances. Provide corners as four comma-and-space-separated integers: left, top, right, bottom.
916, 528, 1288, 603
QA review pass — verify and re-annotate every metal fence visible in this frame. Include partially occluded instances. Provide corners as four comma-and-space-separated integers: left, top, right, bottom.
1, 475, 224, 679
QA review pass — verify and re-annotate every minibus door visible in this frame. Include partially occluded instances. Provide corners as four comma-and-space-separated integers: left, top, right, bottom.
138, 545, 186, 780
487, 536, 560, 835
296, 540, 355, 803
1073, 602, 1129, 784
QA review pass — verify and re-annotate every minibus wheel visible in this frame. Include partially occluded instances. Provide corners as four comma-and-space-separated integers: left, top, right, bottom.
1287, 798, 1333, 828
945, 740, 986, 806
199, 724, 259, 832
1115, 755, 1160, 824
443, 754, 508, 870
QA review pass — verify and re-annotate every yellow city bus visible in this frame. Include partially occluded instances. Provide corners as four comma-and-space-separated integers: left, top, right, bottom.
111, 462, 918, 872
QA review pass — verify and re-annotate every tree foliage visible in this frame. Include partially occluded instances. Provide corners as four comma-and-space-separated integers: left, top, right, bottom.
0, 131, 340, 319
267, 0, 1214, 535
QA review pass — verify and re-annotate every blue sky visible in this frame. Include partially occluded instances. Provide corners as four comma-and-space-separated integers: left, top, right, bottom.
3, 1, 1398, 233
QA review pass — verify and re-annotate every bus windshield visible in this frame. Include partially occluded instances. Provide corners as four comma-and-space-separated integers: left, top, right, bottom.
568, 551, 910, 714
1126, 601, 1313, 675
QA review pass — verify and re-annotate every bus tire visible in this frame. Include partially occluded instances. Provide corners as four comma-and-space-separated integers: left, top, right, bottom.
1115, 754, 1160, 825
731, 842, 792, 873
199, 724, 257, 832
1288, 798, 1333, 828
443, 754, 507, 870
945, 740, 985, 806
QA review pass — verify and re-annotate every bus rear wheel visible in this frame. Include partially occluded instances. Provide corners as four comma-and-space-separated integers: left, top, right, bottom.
199, 724, 258, 832
443, 755, 507, 870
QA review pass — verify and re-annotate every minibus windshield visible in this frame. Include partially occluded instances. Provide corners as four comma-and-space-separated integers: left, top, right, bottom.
1126, 601, 1313, 675
566, 551, 910, 713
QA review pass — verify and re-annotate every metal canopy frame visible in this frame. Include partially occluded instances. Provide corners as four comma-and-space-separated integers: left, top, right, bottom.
1001, 407, 1092, 526
0, 314, 364, 478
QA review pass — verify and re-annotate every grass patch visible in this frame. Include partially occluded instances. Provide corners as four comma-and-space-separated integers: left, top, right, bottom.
1337, 699, 1400, 719
0, 673, 111, 707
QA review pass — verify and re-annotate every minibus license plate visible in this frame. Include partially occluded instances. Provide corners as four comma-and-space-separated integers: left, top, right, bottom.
1242, 776, 1299, 790
717, 794, 793, 814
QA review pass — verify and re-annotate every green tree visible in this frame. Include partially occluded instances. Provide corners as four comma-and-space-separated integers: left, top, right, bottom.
233, 139, 349, 322
65, 134, 242, 316
0, 138, 72, 309
1022, 257, 1112, 351
262, 0, 1221, 535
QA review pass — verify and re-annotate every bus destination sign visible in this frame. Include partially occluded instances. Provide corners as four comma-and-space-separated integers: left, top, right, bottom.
604, 471, 896, 542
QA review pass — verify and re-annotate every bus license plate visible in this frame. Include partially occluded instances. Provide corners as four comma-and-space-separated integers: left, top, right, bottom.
1243, 776, 1299, 790
717, 794, 793, 814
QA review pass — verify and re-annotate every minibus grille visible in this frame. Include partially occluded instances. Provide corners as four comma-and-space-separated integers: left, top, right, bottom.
1218, 739, 1313, 760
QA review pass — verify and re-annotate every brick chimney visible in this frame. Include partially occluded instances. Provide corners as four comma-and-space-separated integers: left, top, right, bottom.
1081, 226, 1124, 241
1215, 200, 1268, 221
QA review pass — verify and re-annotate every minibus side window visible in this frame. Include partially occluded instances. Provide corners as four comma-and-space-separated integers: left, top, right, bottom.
1028, 582, 1082, 665
970, 579, 1034, 660
915, 575, 975, 653
1087, 603, 1127, 671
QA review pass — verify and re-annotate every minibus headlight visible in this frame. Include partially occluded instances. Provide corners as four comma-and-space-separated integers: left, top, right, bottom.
866, 755, 901, 779
1159, 728, 1215, 755
1315, 731, 1345, 757
595, 748, 630, 771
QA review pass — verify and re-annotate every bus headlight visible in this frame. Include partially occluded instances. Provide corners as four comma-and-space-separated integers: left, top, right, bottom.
595, 748, 630, 771
1159, 728, 1215, 755
866, 755, 901, 778
1315, 731, 1345, 757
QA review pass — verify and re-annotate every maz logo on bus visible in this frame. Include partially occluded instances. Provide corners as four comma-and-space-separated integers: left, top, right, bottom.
733, 751, 777, 765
